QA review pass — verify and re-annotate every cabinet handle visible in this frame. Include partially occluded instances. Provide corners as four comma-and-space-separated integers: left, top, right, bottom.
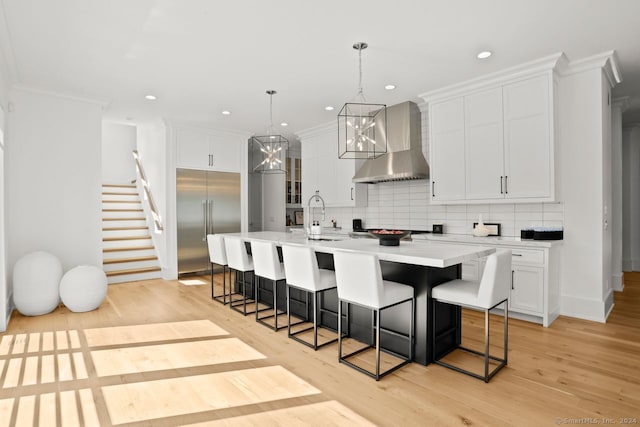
432, 181, 435, 197
505, 175, 508, 194
203, 200, 207, 240
500, 176, 504, 194
351, 187, 354, 200
512, 253, 523, 257
511, 270, 514, 290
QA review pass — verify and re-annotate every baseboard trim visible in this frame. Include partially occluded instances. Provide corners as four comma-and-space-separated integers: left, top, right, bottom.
612, 273, 624, 292
560, 294, 608, 323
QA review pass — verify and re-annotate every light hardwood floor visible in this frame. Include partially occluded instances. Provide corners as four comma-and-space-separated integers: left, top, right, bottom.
1, 273, 639, 426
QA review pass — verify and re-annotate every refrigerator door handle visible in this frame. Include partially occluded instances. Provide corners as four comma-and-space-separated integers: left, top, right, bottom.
203, 200, 208, 241
208, 199, 214, 234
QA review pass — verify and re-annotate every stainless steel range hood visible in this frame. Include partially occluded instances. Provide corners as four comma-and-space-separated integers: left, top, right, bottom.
352, 101, 429, 183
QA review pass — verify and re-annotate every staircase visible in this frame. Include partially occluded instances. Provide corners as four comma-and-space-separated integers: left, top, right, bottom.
102, 184, 162, 284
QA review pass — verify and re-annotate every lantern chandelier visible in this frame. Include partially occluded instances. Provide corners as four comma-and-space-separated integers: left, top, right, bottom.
338, 42, 387, 159
251, 90, 288, 173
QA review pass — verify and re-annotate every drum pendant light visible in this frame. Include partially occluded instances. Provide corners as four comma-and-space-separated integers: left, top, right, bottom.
338, 42, 387, 159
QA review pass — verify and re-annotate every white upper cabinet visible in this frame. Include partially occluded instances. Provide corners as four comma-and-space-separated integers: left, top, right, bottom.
430, 98, 466, 201
175, 126, 242, 172
464, 87, 504, 200
503, 75, 551, 199
424, 68, 556, 204
299, 122, 367, 208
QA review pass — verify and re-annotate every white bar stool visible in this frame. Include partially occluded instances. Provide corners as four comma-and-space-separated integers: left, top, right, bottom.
431, 249, 511, 382
224, 236, 257, 316
333, 250, 414, 381
250, 240, 287, 331
206, 234, 230, 304
281, 244, 338, 350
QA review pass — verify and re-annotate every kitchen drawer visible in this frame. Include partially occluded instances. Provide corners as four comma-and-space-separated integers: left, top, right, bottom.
509, 248, 544, 265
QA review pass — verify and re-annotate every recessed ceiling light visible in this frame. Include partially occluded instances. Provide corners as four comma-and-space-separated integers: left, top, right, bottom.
384, 84, 396, 90
325, 106, 334, 111
280, 122, 288, 127
476, 51, 492, 59
221, 110, 231, 115
145, 94, 157, 100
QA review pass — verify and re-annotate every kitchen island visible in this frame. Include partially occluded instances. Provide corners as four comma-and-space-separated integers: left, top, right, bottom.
224, 231, 494, 365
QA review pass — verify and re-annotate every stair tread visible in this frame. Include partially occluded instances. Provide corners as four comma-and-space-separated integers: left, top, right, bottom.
102, 217, 145, 221
103, 226, 148, 231
102, 200, 142, 203
103, 236, 151, 242
106, 266, 161, 277
102, 192, 138, 196
102, 209, 144, 212
103, 184, 136, 188
103, 246, 155, 253
103, 255, 158, 264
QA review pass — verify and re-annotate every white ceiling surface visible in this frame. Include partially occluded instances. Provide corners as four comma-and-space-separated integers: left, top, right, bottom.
1, 0, 640, 140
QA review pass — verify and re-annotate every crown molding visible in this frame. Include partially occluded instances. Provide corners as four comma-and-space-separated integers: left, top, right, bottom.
612, 96, 630, 112
11, 84, 110, 107
295, 119, 337, 139
163, 118, 253, 139
419, 52, 565, 102
559, 50, 623, 87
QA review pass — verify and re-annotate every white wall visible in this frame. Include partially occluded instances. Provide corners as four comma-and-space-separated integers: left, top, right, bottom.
7, 88, 103, 280
0, 103, 7, 331
136, 120, 170, 277
622, 125, 640, 271
262, 173, 285, 232
0, 44, 10, 331
557, 67, 611, 322
611, 99, 625, 291
102, 122, 137, 184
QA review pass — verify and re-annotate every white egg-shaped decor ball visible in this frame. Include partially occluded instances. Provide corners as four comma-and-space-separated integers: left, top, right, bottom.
59, 265, 108, 313
13, 251, 63, 316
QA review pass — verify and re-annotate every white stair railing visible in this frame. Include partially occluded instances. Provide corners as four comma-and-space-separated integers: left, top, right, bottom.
132, 150, 163, 232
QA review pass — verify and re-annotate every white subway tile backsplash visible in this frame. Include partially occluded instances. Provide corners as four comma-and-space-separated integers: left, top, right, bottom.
445, 212, 467, 221
515, 203, 544, 213
489, 204, 516, 213
427, 204, 446, 214
543, 202, 564, 212
466, 204, 491, 213
543, 211, 564, 222
446, 205, 467, 213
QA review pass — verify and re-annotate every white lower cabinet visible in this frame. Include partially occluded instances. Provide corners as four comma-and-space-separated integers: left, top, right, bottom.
510, 265, 544, 315
445, 240, 559, 326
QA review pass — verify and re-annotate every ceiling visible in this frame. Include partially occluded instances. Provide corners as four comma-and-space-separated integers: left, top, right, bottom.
1, 0, 640, 142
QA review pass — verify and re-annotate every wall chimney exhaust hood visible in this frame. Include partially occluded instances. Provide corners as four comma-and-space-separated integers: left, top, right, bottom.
352, 101, 429, 183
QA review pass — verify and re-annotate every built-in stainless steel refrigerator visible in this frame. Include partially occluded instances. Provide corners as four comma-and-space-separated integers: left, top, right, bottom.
177, 168, 241, 276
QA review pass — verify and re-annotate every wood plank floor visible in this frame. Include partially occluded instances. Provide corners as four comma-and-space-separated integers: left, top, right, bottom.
0, 273, 639, 426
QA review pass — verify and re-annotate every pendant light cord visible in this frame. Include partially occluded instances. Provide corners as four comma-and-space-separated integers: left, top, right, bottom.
269, 92, 274, 130
357, 46, 364, 99
352, 43, 367, 103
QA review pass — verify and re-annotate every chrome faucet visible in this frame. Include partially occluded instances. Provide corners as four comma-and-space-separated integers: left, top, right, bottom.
307, 190, 325, 230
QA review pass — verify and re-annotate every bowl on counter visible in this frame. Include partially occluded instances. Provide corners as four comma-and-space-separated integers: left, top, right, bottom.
368, 230, 411, 246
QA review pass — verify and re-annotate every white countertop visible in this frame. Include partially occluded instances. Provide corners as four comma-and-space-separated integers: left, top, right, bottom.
222, 231, 494, 268
411, 233, 562, 248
